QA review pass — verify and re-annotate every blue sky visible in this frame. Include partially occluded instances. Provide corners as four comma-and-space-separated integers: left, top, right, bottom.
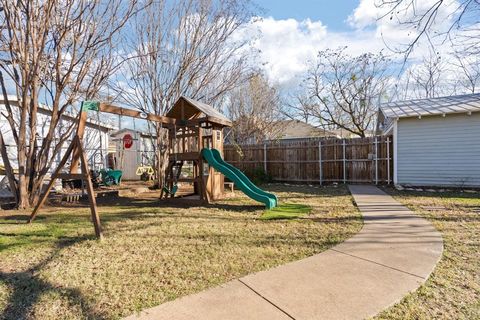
243, 0, 461, 85
254, 0, 361, 31
241, 0, 395, 84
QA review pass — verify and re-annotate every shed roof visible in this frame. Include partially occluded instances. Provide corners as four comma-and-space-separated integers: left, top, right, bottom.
380, 93, 480, 119
166, 96, 232, 127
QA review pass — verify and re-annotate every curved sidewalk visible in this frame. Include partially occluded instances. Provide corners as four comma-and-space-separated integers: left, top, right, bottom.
125, 185, 443, 320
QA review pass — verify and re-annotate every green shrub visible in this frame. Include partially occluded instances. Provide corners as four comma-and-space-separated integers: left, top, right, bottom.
246, 167, 272, 185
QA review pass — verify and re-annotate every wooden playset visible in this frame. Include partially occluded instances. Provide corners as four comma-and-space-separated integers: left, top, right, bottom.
161, 96, 232, 202
29, 96, 232, 239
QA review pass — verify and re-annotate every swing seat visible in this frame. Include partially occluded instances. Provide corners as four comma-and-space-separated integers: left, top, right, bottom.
136, 166, 155, 181
100, 169, 123, 186
163, 184, 178, 196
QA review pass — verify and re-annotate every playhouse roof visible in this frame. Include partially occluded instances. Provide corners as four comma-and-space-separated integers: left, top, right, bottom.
166, 96, 232, 127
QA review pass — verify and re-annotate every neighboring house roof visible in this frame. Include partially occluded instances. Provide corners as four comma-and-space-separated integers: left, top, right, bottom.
166, 96, 232, 127
272, 120, 338, 139
327, 128, 374, 138
380, 93, 480, 119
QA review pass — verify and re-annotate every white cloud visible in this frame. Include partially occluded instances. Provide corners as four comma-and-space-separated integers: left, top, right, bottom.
237, 1, 473, 88
348, 0, 462, 54
347, 0, 386, 29
237, 16, 394, 85
237, 17, 328, 84
348, 0, 459, 30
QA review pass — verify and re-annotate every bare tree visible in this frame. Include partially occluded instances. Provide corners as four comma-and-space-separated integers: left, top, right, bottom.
112, 0, 253, 188
377, 0, 480, 58
453, 52, 480, 93
284, 90, 317, 124
407, 53, 450, 98
0, 0, 142, 209
226, 74, 285, 144
294, 47, 391, 138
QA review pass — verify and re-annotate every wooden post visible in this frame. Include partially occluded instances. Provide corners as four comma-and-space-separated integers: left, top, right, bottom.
343, 139, 346, 184
182, 127, 186, 154
197, 125, 206, 202
77, 137, 103, 239
29, 139, 77, 223
318, 140, 322, 185
29, 136, 103, 239
70, 110, 88, 173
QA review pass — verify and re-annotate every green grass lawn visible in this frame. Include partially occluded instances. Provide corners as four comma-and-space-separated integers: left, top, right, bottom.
0, 184, 361, 320
260, 203, 312, 220
374, 188, 480, 320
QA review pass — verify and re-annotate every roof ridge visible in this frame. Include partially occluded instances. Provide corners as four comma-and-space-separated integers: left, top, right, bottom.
380, 93, 480, 119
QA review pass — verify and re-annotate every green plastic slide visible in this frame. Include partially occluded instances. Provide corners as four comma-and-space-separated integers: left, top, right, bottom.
201, 148, 277, 209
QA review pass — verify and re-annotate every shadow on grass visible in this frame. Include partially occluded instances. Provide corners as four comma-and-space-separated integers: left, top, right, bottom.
0, 184, 360, 319
0, 236, 108, 320
1, 215, 37, 222
381, 186, 480, 201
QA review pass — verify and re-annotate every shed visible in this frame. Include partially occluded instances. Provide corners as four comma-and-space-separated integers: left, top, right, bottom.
109, 129, 156, 180
377, 93, 480, 187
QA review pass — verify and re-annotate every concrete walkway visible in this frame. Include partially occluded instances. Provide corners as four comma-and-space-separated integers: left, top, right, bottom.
125, 185, 443, 320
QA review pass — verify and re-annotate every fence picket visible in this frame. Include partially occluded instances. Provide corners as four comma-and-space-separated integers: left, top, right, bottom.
224, 136, 393, 184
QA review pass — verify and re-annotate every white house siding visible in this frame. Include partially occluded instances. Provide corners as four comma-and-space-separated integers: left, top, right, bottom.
0, 104, 111, 174
396, 112, 480, 187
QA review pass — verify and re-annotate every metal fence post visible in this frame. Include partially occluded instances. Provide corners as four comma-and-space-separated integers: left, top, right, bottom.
318, 140, 322, 185
343, 139, 346, 184
263, 142, 267, 174
374, 136, 378, 185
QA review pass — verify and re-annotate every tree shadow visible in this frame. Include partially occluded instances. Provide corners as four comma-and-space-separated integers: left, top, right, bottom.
95, 194, 265, 213
0, 237, 108, 320
381, 186, 480, 201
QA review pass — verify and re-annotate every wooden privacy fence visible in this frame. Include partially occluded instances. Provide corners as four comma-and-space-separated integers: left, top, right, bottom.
224, 136, 393, 184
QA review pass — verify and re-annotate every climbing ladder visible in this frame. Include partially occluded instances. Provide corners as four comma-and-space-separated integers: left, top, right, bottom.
161, 160, 184, 199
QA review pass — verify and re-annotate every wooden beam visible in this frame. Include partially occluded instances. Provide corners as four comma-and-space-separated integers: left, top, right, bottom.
77, 137, 103, 239
70, 111, 88, 173
169, 152, 200, 161
99, 103, 177, 126
205, 116, 232, 127
29, 138, 77, 223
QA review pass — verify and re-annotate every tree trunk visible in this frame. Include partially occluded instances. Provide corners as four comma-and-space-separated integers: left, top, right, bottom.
0, 132, 18, 203
153, 126, 169, 189
17, 178, 30, 209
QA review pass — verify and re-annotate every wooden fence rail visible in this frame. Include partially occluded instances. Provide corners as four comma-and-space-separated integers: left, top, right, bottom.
224, 136, 393, 184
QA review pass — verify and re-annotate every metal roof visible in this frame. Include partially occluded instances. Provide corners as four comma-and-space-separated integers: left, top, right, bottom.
380, 93, 480, 119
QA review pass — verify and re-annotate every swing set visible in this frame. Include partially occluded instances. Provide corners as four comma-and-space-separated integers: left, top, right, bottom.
28, 96, 232, 239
